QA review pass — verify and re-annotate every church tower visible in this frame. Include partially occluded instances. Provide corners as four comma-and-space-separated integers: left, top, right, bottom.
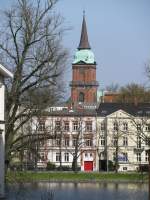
70, 14, 99, 106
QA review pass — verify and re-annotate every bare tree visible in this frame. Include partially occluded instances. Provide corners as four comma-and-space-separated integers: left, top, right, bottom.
117, 83, 150, 103
110, 118, 129, 173
105, 83, 119, 92
64, 117, 94, 173
71, 118, 83, 173
129, 114, 150, 199
0, 0, 68, 163
54, 117, 84, 173
97, 114, 134, 173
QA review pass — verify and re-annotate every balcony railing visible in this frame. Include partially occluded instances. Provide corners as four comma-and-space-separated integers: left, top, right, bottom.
69, 81, 99, 87
133, 147, 144, 153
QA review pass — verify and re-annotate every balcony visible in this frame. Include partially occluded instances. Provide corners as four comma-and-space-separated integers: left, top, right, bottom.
70, 81, 99, 87
133, 147, 144, 153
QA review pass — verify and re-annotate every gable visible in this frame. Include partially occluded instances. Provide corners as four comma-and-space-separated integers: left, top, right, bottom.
107, 109, 133, 119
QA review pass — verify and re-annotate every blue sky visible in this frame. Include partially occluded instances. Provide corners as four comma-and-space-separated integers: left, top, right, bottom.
1, 0, 150, 91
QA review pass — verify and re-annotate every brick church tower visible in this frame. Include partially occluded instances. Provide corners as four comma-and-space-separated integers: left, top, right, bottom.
70, 14, 99, 107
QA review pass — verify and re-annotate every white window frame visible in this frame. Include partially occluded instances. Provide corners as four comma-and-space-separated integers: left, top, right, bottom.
64, 121, 69, 131
123, 136, 128, 146
73, 121, 78, 131
123, 122, 128, 131
136, 153, 141, 162
85, 121, 92, 132
64, 152, 69, 162
56, 153, 60, 162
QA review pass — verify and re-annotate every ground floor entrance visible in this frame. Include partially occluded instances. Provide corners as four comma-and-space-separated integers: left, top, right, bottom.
84, 161, 93, 171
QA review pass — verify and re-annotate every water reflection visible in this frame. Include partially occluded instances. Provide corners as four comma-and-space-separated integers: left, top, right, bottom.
6, 182, 148, 200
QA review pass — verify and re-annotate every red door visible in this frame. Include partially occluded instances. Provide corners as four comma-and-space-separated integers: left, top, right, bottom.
84, 161, 93, 171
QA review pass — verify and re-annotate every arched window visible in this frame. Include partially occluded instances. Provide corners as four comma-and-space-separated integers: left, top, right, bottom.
79, 92, 84, 102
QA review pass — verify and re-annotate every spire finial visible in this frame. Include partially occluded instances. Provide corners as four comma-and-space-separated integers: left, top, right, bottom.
78, 13, 91, 50
83, 10, 85, 16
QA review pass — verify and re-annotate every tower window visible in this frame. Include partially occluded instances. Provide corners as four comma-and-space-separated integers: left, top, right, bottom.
79, 92, 84, 102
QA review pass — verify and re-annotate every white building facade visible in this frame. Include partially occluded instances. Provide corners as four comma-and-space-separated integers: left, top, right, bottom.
0, 64, 13, 198
29, 103, 150, 172
96, 103, 150, 172
30, 109, 97, 171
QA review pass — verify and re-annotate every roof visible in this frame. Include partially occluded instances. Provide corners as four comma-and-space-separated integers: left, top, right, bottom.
78, 14, 91, 50
0, 64, 13, 78
43, 109, 97, 117
97, 103, 150, 117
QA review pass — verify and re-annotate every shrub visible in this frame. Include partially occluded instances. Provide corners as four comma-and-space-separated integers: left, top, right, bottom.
46, 162, 56, 171
57, 165, 72, 171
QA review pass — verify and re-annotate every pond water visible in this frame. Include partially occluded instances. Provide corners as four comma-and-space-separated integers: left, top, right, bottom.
6, 182, 148, 200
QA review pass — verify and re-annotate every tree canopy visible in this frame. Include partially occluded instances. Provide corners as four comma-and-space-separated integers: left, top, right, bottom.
117, 83, 150, 104
0, 0, 68, 161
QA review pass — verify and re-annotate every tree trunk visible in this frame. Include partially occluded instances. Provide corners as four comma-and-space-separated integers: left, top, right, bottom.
72, 156, 78, 173
115, 145, 119, 173
59, 132, 63, 171
72, 143, 78, 173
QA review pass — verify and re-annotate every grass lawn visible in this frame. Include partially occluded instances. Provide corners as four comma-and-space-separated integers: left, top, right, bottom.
6, 171, 148, 183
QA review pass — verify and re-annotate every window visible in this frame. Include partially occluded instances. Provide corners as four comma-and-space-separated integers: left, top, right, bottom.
123, 122, 128, 131
64, 138, 69, 147
40, 153, 45, 161
145, 152, 149, 162
73, 138, 77, 147
123, 167, 127, 171
85, 139, 92, 147
145, 137, 150, 146
146, 111, 150, 115
64, 121, 69, 131
64, 153, 69, 162
137, 137, 141, 148
113, 122, 118, 131
79, 92, 84, 102
137, 110, 143, 115
100, 123, 105, 131
85, 153, 88, 157
38, 121, 45, 131
137, 153, 141, 162
55, 121, 61, 131
113, 152, 116, 162
39, 140, 45, 146
123, 137, 128, 146
145, 124, 150, 132
122, 153, 128, 162
56, 139, 60, 146
100, 152, 105, 160
101, 110, 107, 115
113, 136, 118, 146
85, 121, 92, 132
137, 124, 141, 131
73, 121, 78, 131
100, 135, 105, 146
56, 153, 60, 162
